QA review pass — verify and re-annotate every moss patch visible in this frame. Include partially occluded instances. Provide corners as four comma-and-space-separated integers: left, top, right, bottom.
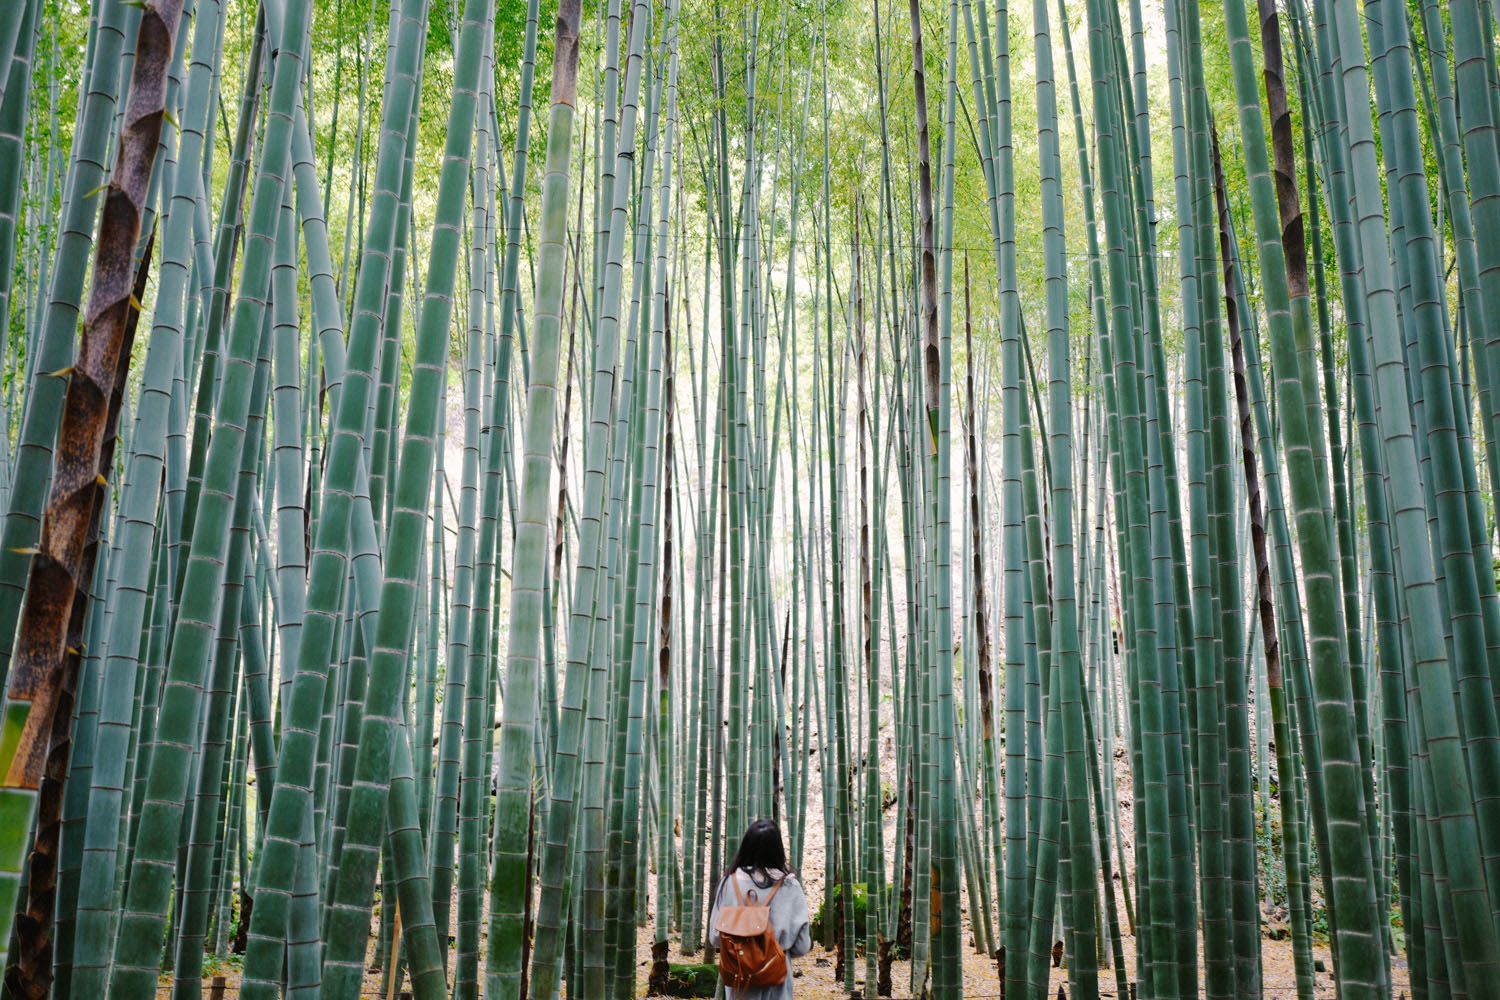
812, 882, 869, 944
652, 961, 719, 997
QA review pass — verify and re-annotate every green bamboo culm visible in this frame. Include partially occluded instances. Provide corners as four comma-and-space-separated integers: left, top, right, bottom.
314, 0, 499, 994
485, 0, 584, 989
236, 0, 428, 990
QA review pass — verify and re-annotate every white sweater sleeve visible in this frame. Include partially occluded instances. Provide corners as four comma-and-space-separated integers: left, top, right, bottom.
774, 876, 812, 959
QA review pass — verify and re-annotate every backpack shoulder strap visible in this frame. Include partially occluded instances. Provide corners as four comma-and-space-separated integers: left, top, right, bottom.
730, 871, 746, 906
760, 876, 787, 908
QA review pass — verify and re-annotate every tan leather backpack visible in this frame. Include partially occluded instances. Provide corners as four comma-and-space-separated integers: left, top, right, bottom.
714, 873, 789, 990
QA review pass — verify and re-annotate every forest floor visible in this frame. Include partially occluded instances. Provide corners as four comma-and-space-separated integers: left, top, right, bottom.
166, 740, 1410, 999
633, 775, 1409, 1000
634, 921, 1380, 1000
165, 797, 1409, 1000
168, 913, 1402, 999
164, 717, 1408, 998
620, 729, 1410, 1000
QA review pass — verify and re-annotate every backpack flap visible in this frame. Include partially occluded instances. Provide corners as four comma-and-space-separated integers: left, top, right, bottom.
714, 904, 772, 938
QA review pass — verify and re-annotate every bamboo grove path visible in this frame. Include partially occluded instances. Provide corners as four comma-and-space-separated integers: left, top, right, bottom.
0, 0, 1495, 997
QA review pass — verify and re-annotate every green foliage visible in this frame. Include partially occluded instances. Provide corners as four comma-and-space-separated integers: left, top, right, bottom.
202, 953, 245, 978
653, 962, 719, 998
811, 881, 866, 945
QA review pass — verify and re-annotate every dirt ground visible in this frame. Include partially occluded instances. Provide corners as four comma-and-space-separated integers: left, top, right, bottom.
624, 723, 1410, 1000
172, 916, 1394, 999
164, 813, 1409, 1000
635, 923, 1377, 1000
631, 745, 1409, 1000
162, 724, 1409, 998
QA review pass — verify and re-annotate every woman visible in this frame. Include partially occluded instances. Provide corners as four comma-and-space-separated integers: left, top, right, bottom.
709, 819, 813, 999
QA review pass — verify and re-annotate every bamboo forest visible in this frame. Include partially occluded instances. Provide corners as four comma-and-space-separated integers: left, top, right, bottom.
6, 0, 1500, 995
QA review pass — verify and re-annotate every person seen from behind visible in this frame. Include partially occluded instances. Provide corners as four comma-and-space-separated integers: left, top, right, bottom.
709, 819, 812, 999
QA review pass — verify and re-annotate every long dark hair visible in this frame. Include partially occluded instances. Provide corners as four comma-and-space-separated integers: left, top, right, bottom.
720, 818, 790, 893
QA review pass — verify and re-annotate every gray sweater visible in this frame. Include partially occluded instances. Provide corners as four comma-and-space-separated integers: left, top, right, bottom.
708, 868, 813, 1000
